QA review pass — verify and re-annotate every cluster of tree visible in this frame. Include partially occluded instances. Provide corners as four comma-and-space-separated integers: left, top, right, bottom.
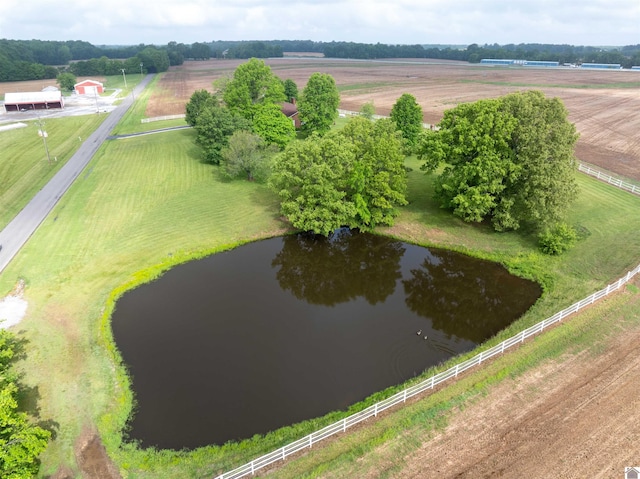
198, 40, 640, 66
69, 46, 170, 76
0, 39, 186, 82
194, 41, 285, 59
224, 42, 283, 59
4, 37, 640, 82
0, 329, 50, 478
186, 58, 414, 235
418, 90, 580, 252
0, 59, 58, 82
390, 93, 423, 152
270, 116, 408, 235
465, 43, 640, 67
186, 58, 344, 172
185, 58, 299, 169
323, 42, 428, 59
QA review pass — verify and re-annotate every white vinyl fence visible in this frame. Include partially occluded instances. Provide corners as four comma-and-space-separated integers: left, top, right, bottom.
214, 263, 640, 479
578, 163, 640, 195
141, 114, 186, 123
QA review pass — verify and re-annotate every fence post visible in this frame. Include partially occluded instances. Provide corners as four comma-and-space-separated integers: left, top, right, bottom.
479, 351, 483, 364
282, 447, 286, 460
430, 376, 435, 389
521, 330, 525, 343
251, 461, 255, 475
501, 341, 505, 354
455, 364, 459, 377
343, 418, 346, 432
403, 389, 407, 402
374, 403, 378, 416
309, 435, 312, 448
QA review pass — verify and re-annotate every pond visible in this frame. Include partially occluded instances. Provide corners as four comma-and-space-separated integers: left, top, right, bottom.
111, 230, 541, 450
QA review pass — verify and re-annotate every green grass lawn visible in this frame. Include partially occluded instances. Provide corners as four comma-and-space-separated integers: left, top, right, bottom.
110, 73, 189, 136
0, 115, 107, 230
1, 110, 639, 477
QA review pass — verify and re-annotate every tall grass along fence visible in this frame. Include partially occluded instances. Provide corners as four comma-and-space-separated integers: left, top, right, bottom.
578, 163, 640, 195
214, 263, 640, 479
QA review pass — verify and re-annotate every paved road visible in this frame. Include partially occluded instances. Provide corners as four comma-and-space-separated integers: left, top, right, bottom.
0, 75, 153, 275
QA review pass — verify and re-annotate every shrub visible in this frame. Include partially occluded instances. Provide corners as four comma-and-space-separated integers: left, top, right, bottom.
538, 223, 578, 255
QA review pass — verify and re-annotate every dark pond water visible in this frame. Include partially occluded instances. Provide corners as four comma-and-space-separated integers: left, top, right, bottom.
111, 230, 541, 450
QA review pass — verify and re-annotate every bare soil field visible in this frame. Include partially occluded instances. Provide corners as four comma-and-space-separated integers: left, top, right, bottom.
394, 283, 640, 479
148, 58, 640, 181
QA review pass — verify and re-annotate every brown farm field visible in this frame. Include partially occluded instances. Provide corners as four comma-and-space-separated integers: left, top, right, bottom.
148, 58, 640, 182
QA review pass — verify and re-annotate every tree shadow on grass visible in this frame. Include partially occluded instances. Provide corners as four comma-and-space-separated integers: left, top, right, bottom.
8, 333, 61, 440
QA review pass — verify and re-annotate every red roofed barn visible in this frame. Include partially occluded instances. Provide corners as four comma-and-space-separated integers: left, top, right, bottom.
74, 79, 104, 95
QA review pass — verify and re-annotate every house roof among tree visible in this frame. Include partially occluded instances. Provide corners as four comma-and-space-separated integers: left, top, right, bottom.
281, 101, 298, 118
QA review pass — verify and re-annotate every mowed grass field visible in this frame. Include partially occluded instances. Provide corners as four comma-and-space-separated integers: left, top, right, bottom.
0, 115, 106, 229
0, 75, 639, 477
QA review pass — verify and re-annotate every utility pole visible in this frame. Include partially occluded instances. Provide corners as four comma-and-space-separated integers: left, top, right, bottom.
35, 114, 51, 164
140, 62, 144, 77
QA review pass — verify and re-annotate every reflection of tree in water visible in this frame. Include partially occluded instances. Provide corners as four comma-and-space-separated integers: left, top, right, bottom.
272, 229, 404, 306
402, 249, 540, 343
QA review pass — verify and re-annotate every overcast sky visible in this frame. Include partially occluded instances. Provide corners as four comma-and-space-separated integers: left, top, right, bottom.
1, 0, 638, 47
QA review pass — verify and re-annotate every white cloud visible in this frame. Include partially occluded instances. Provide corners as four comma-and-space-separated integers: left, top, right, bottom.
0, 0, 637, 46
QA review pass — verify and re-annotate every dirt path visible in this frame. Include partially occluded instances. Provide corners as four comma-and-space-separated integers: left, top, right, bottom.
395, 303, 640, 478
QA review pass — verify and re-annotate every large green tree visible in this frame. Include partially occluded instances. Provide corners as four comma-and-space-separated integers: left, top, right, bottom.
270, 133, 355, 236
297, 72, 340, 136
270, 116, 407, 235
185, 89, 217, 126
282, 78, 298, 101
220, 130, 277, 181
341, 117, 408, 229
419, 90, 579, 231
359, 101, 376, 120
222, 58, 285, 120
252, 103, 296, 148
136, 46, 170, 72
0, 330, 50, 479
56, 72, 76, 92
194, 104, 252, 164
390, 93, 423, 151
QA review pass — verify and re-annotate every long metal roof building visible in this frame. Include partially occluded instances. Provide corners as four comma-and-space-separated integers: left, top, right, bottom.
4, 91, 64, 112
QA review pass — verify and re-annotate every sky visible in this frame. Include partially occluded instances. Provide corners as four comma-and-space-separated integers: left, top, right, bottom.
1, 0, 638, 47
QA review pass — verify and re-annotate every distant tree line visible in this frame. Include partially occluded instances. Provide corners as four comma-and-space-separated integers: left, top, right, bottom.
3, 38, 639, 83
202, 40, 640, 66
464, 43, 640, 66
0, 39, 190, 81
317, 41, 640, 67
